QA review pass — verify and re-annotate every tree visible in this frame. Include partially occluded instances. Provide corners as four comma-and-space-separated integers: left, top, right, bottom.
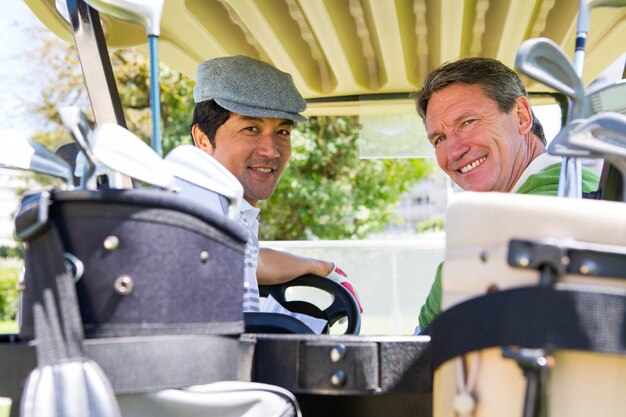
31, 32, 194, 154
259, 116, 433, 240
110, 48, 195, 153
28, 32, 433, 241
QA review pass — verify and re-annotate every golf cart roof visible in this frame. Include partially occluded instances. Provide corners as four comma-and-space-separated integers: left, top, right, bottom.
25, 0, 626, 114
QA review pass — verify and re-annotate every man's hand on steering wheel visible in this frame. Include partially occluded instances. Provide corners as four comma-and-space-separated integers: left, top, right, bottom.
326, 264, 364, 313
258, 274, 361, 334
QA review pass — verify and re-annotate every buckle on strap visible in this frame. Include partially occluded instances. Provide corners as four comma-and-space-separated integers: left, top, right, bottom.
14, 191, 51, 241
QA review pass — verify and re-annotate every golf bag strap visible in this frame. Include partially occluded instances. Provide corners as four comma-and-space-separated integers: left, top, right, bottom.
22, 221, 67, 287
83, 335, 256, 394
429, 285, 626, 369
15, 191, 67, 283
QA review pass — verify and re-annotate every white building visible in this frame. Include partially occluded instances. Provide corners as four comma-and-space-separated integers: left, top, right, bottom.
382, 170, 451, 235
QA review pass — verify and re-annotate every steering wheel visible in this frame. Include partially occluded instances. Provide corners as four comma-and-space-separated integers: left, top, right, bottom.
258, 274, 361, 335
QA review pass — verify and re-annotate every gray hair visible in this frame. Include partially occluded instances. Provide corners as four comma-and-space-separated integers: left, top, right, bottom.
412, 57, 546, 145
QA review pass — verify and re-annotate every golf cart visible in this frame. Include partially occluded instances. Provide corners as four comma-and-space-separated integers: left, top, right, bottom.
1, 0, 626, 416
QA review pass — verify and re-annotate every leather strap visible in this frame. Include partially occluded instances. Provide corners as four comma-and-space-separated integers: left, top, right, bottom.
430, 285, 626, 369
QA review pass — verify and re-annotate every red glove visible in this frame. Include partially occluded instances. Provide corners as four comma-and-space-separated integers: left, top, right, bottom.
327, 265, 363, 313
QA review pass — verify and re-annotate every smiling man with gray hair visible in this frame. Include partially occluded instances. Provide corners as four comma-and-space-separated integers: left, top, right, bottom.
412, 57, 598, 332
190, 55, 363, 318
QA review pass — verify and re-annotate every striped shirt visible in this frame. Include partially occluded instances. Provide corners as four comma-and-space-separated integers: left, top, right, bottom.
239, 200, 261, 312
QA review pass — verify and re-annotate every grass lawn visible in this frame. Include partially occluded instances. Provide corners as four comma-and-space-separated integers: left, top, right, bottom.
0, 397, 10, 417
0, 262, 19, 417
0, 263, 19, 417
0, 260, 20, 334
0, 321, 17, 334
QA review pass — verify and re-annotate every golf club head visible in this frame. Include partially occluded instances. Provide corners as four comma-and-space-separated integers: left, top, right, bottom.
59, 106, 97, 188
73, 150, 135, 189
0, 129, 73, 187
82, 0, 165, 155
83, 0, 164, 36
547, 119, 594, 157
74, 152, 96, 190
91, 123, 174, 189
581, 80, 626, 118
556, 113, 625, 202
58, 106, 91, 150
567, 112, 626, 158
516, 38, 585, 116
164, 145, 243, 221
586, 52, 626, 93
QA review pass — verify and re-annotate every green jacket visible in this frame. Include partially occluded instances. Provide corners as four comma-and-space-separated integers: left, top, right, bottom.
417, 163, 600, 331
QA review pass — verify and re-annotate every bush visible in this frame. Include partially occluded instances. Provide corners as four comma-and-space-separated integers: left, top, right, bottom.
416, 217, 445, 233
0, 244, 24, 260
0, 267, 19, 321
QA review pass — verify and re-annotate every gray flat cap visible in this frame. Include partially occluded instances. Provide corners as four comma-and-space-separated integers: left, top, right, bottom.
194, 55, 307, 123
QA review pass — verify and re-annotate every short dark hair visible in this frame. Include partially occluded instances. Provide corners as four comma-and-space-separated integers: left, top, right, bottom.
190, 100, 231, 149
412, 57, 546, 145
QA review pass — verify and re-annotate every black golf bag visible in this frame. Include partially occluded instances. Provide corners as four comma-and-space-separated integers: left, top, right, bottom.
14, 188, 247, 340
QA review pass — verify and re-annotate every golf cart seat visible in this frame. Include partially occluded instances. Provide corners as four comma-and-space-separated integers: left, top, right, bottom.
430, 191, 626, 417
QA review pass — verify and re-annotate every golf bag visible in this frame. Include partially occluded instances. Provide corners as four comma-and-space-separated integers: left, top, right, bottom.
14, 188, 247, 340
7, 186, 302, 417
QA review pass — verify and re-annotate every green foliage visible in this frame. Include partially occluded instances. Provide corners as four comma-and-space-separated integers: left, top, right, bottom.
259, 116, 433, 240
0, 245, 24, 260
110, 49, 195, 154
32, 36, 194, 155
27, 31, 90, 152
0, 247, 23, 323
0, 266, 19, 321
416, 217, 445, 233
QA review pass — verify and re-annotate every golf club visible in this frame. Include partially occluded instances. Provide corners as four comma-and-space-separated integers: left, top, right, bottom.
90, 123, 174, 189
515, 37, 586, 198
58, 106, 97, 188
516, 38, 585, 117
574, 0, 626, 76
585, 52, 626, 93
567, 112, 626, 158
581, 52, 626, 117
83, 0, 165, 156
164, 145, 243, 221
581, 80, 626, 118
0, 129, 74, 188
566, 112, 626, 199
564, 0, 626, 197
58, 105, 133, 189
73, 151, 132, 189
547, 119, 593, 158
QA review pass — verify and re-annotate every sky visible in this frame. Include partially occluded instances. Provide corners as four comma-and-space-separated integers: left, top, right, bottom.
0, 0, 50, 135
0, 0, 36, 130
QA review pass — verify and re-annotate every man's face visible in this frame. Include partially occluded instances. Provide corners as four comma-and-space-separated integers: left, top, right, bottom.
425, 83, 532, 192
198, 114, 293, 206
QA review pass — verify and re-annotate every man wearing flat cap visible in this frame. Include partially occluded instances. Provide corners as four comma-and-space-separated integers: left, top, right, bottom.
190, 55, 362, 316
